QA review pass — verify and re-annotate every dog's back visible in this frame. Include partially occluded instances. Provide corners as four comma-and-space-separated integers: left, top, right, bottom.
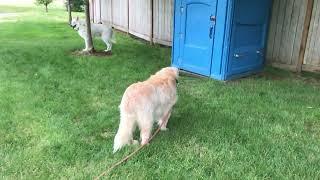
113, 67, 179, 153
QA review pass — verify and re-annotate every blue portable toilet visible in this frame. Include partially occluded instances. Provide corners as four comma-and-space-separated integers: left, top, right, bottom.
172, 0, 273, 80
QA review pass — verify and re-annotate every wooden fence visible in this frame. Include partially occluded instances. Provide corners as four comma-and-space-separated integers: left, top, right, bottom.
90, 0, 173, 46
267, 0, 320, 72
91, 0, 320, 73
304, 0, 320, 71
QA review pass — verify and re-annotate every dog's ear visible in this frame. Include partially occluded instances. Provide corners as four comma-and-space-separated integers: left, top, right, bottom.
170, 67, 179, 86
171, 67, 179, 78
168, 76, 178, 87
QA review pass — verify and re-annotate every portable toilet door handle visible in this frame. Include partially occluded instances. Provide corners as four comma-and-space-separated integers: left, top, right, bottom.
256, 50, 262, 56
234, 53, 247, 59
209, 26, 214, 39
256, 49, 264, 57
209, 15, 216, 39
210, 15, 216, 22
234, 53, 242, 58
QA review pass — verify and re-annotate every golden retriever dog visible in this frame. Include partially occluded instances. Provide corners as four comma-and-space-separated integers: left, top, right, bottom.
113, 67, 179, 153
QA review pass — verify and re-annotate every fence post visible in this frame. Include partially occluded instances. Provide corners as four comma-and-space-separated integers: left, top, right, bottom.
296, 0, 314, 73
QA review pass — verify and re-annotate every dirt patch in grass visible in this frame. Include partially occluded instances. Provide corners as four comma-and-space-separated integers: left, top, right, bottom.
253, 67, 320, 85
71, 50, 112, 57
299, 71, 320, 85
254, 71, 286, 80
299, 76, 320, 85
305, 121, 320, 138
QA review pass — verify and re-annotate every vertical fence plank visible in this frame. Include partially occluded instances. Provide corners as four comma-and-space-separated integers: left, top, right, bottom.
272, 0, 287, 62
304, 0, 320, 67
266, 0, 280, 62
100, 0, 112, 24
129, 0, 152, 41
288, 0, 302, 64
279, 0, 294, 64
153, 0, 173, 46
90, 0, 94, 23
296, 0, 314, 72
112, 0, 128, 32
291, 0, 307, 66
150, 0, 154, 44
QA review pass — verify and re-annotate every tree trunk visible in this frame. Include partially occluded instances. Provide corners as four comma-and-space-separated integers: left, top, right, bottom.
85, 0, 94, 53
67, 0, 72, 24
45, 4, 48, 12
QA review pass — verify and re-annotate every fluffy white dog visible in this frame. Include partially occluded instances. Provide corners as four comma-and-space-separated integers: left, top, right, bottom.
70, 17, 115, 52
113, 67, 179, 153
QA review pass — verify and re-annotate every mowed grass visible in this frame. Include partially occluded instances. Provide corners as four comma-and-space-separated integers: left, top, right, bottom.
0, 5, 320, 179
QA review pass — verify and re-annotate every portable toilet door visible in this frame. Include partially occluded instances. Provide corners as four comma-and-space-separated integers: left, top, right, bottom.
172, 0, 217, 76
225, 0, 272, 79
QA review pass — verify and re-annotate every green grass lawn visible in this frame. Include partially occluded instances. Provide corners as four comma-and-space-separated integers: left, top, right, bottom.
0, 5, 320, 179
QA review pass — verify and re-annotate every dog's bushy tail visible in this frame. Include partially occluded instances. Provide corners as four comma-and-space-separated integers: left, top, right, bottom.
113, 112, 135, 153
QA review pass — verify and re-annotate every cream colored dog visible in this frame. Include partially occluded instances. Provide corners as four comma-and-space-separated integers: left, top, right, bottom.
113, 67, 179, 153
70, 17, 115, 52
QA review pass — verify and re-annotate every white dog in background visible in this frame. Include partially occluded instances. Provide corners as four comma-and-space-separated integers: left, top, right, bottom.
113, 67, 179, 153
70, 17, 115, 52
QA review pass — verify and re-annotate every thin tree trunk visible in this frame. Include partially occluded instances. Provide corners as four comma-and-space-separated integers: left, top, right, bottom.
68, 0, 72, 24
45, 4, 48, 12
85, 0, 94, 53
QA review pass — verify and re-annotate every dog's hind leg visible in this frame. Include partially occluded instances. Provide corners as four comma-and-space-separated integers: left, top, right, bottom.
103, 41, 112, 52
137, 112, 153, 145
78, 31, 89, 51
102, 33, 112, 52
104, 42, 110, 52
108, 43, 112, 52
158, 110, 172, 131
83, 39, 89, 51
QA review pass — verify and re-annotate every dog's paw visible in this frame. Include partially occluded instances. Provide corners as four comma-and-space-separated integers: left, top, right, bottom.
141, 142, 150, 146
160, 127, 168, 131
141, 139, 150, 146
132, 140, 139, 145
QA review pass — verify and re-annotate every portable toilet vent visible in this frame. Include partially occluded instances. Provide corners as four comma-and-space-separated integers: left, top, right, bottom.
172, 0, 273, 80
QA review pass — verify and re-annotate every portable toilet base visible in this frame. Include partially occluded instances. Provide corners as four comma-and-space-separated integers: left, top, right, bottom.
172, 0, 272, 80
